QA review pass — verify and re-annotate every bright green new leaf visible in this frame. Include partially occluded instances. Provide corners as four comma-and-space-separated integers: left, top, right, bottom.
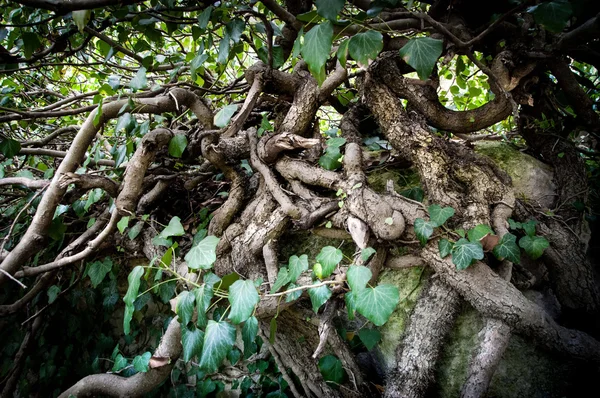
361, 247, 376, 262
117, 216, 129, 234
315, 0, 345, 21
176, 290, 196, 326
168, 134, 188, 158
358, 328, 381, 351
242, 316, 258, 359
88, 257, 112, 288
123, 266, 144, 335
318, 355, 345, 384
0, 138, 21, 157
309, 285, 332, 313
288, 254, 309, 283
185, 235, 220, 269
301, 21, 333, 82
159, 216, 185, 239
438, 238, 454, 258
519, 235, 549, 260
451, 238, 484, 270
399, 37, 443, 80
316, 246, 343, 278
181, 324, 204, 362
132, 351, 151, 373
47, 285, 60, 304
129, 66, 148, 91
356, 284, 399, 326
214, 104, 238, 128
270, 267, 291, 293
492, 233, 520, 264
529, 0, 572, 33
428, 204, 455, 227
347, 265, 372, 293
112, 354, 127, 372
467, 224, 493, 242
199, 320, 236, 373
348, 30, 383, 65
228, 280, 259, 324
414, 218, 435, 246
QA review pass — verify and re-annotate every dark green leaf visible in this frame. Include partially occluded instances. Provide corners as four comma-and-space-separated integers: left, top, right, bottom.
521, 220, 537, 237
316, 246, 343, 278
0, 138, 21, 157
168, 134, 188, 158
399, 187, 424, 202
492, 233, 520, 264
88, 257, 112, 288
451, 238, 484, 270
128, 222, 143, 240
22, 32, 41, 59
227, 347, 241, 365
271, 267, 291, 293
414, 218, 435, 246
318, 355, 345, 384
438, 238, 454, 258
197, 6, 213, 30
176, 290, 196, 326
181, 324, 204, 362
529, 0, 572, 32
285, 283, 302, 302
226, 19, 245, 43
214, 104, 238, 128
315, 0, 345, 21
242, 316, 258, 359
519, 235, 549, 260
337, 38, 349, 66
288, 254, 309, 283
301, 22, 333, 82
47, 285, 60, 304
129, 66, 148, 91
270, 317, 277, 344
193, 284, 212, 328
467, 224, 493, 242
319, 149, 343, 170
356, 284, 399, 326
399, 37, 443, 80
428, 204, 455, 227
347, 265, 372, 292
308, 285, 332, 313
358, 328, 381, 350
348, 30, 383, 65
123, 266, 144, 335
199, 320, 236, 373
345, 290, 356, 320
228, 280, 259, 324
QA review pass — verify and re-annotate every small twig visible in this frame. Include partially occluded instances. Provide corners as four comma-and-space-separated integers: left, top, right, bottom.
264, 280, 340, 298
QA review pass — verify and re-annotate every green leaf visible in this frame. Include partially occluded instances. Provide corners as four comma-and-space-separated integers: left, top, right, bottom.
117, 216, 130, 234
308, 285, 332, 313
316, 246, 343, 278
508, 218, 522, 230
319, 149, 343, 170
348, 30, 383, 65
492, 233, 520, 264
270, 317, 277, 344
399, 37, 443, 80
193, 284, 212, 328
270, 267, 291, 293
176, 290, 196, 326
356, 284, 399, 326
226, 19, 245, 43
399, 186, 424, 202
115, 112, 132, 133
190, 53, 208, 81
132, 352, 151, 373
337, 38, 349, 66
467, 224, 493, 242
129, 66, 148, 91
285, 283, 302, 302
318, 355, 345, 384
88, 257, 112, 288
529, 0, 572, 33
214, 104, 238, 128
345, 290, 357, 320
128, 222, 143, 240
358, 328, 381, 351
227, 347, 241, 365
519, 235, 549, 260
181, 324, 204, 362
315, 0, 345, 21
228, 280, 259, 324
159, 216, 185, 239
22, 32, 41, 59
185, 235, 220, 269
347, 265, 372, 293
197, 6, 213, 30
242, 316, 258, 359
451, 238, 484, 270
199, 320, 236, 372
288, 254, 308, 283
0, 138, 21, 157
112, 354, 127, 372
414, 218, 435, 246
438, 238, 454, 258
521, 220, 537, 237
123, 266, 144, 335
301, 21, 333, 82
47, 285, 60, 304
361, 247, 376, 262
327, 137, 346, 148
428, 204, 455, 227
168, 135, 188, 158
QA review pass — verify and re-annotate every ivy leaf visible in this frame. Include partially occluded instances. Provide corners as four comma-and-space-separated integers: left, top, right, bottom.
508, 218, 522, 230
428, 204, 455, 227
348, 30, 383, 65
399, 37, 443, 80
316, 246, 343, 278
356, 284, 399, 326
197, 6, 213, 30
315, 0, 344, 21
326, 137, 346, 148
112, 354, 127, 372
451, 238, 484, 270
318, 355, 345, 384
199, 320, 236, 373
519, 235, 549, 260
190, 53, 208, 81
88, 257, 112, 288
123, 266, 144, 335
358, 328, 381, 351
288, 254, 309, 283
128, 222, 143, 240
132, 351, 152, 373
347, 265, 372, 293
228, 280, 259, 324
185, 235, 220, 269
521, 220, 537, 237
159, 216, 185, 239
242, 316, 258, 359
226, 19, 245, 43
337, 38, 349, 66
414, 218, 435, 246
467, 224, 493, 242
399, 186, 424, 202
270, 267, 291, 294
301, 21, 333, 83
361, 247, 376, 262
129, 66, 148, 91
492, 233, 520, 264
308, 285, 332, 313
529, 0, 572, 33
214, 104, 238, 128
227, 347, 241, 365
438, 238, 454, 258
193, 284, 212, 328
319, 149, 343, 170
115, 112, 132, 133
176, 290, 196, 326
168, 134, 188, 158
181, 324, 204, 362
22, 32, 41, 59
47, 285, 60, 304
345, 291, 357, 320
0, 138, 21, 157
285, 283, 302, 302
117, 216, 129, 234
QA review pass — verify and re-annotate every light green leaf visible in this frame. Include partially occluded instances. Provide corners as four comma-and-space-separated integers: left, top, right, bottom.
348, 30, 383, 65
315, 0, 345, 21
123, 266, 144, 335
492, 233, 520, 264
47, 285, 60, 304
301, 21, 333, 82
117, 216, 130, 234
361, 247, 376, 262
214, 104, 238, 128
529, 0, 572, 33
0, 138, 21, 157
181, 324, 204, 362
285, 283, 302, 302
242, 316, 258, 359
270, 267, 291, 293
190, 53, 208, 81
347, 265, 372, 293
414, 218, 435, 246
438, 238, 454, 258
308, 285, 332, 313
316, 246, 343, 278
199, 320, 236, 373
72, 10, 91, 32
176, 290, 196, 326
115, 112, 132, 133
327, 137, 346, 148
132, 352, 151, 373
451, 238, 484, 270
519, 235, 549, 260
112, 354, 127, 372
467, 224, 493, 242
159, 216, 185, 239
128, 222, 143, 240
318, 355, 345, 384
88, 257, 112, 288
228, 280, 259, 324
428, 204, 455, 227
356, 284, 399, 326
358, 328, 381, 351
129, 66, 148, 91
168, 135, 188, 158
399, 37, 443, 80
185, 235, 220, 269
288, 254, 309, 283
